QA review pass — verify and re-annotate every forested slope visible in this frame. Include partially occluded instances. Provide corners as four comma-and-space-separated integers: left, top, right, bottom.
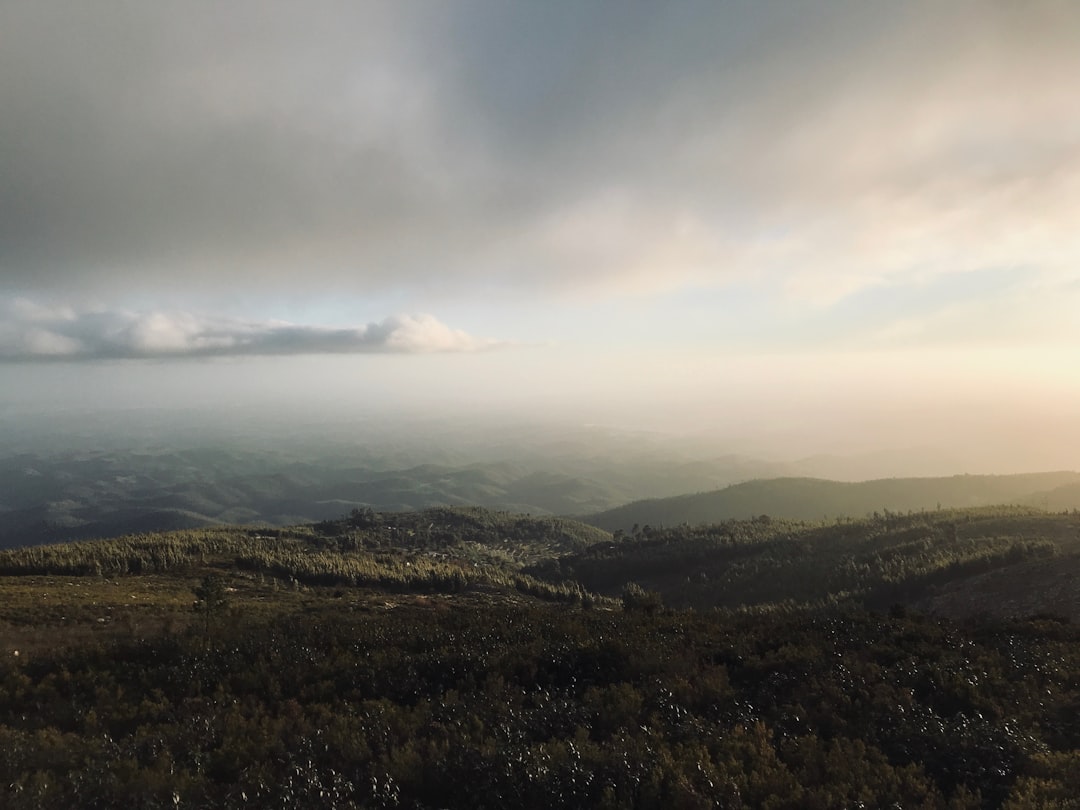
542, 507, 1080, 616
3, 505, 1080, 807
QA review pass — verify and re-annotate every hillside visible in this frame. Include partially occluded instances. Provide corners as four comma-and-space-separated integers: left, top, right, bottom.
4, 505, 1080, 807
583, 472, 1080, 530
538, 507, 1080, 617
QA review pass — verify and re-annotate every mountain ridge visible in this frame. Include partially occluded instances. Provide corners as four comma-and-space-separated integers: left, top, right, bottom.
582, 471, 1080, 530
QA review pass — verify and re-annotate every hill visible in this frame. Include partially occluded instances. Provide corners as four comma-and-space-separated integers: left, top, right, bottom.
4, 504, 1080, 807
537, 506, 1080, 617
583, 471, 1080, 530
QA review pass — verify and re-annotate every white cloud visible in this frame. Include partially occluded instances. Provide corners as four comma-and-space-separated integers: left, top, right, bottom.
378, 314, 492, 353
0, 303, 500, 361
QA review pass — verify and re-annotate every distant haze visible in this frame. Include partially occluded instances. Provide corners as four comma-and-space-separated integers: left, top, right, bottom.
2, 2, 1078, 477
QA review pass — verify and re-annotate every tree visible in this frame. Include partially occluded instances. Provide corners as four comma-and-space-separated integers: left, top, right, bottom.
193, 574, 229, 639
348, 507, 379, 529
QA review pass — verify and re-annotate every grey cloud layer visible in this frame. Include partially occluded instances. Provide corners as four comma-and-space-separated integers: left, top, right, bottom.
0, 302, 495, 360
2, 2, 1079, 301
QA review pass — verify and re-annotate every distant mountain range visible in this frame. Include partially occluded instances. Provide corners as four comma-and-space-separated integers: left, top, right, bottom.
0, 445, 795, 549
582, 472, 1080, 531
5, 428, 1080, 552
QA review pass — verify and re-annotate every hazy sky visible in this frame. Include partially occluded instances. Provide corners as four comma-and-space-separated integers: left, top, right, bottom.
2, 2, 1079, 467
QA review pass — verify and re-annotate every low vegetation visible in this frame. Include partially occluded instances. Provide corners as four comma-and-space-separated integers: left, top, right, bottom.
2, 505, 1080, 807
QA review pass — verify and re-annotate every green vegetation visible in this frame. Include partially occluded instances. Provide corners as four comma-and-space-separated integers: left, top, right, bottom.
2, 504, 1080, 807
541, 507, 1080, 615
0, 508, 604, 607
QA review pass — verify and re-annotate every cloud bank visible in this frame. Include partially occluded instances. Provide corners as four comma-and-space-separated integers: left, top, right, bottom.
0, 301, 497, 360
3, 2, 1079, 308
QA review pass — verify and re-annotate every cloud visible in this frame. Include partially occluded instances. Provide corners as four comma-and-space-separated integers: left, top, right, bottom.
0, 302, 499, 360
2, 2, 1079, 310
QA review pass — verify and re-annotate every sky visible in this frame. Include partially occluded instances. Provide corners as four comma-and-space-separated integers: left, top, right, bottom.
2, 1, 1080, 468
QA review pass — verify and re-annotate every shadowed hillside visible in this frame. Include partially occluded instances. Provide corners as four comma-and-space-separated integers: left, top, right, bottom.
536, 507, 1080, 617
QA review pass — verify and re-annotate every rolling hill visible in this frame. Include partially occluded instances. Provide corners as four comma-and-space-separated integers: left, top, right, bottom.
0, 445, 793, 549
583, 472, 1080, 531
4, 503, 1080, 806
